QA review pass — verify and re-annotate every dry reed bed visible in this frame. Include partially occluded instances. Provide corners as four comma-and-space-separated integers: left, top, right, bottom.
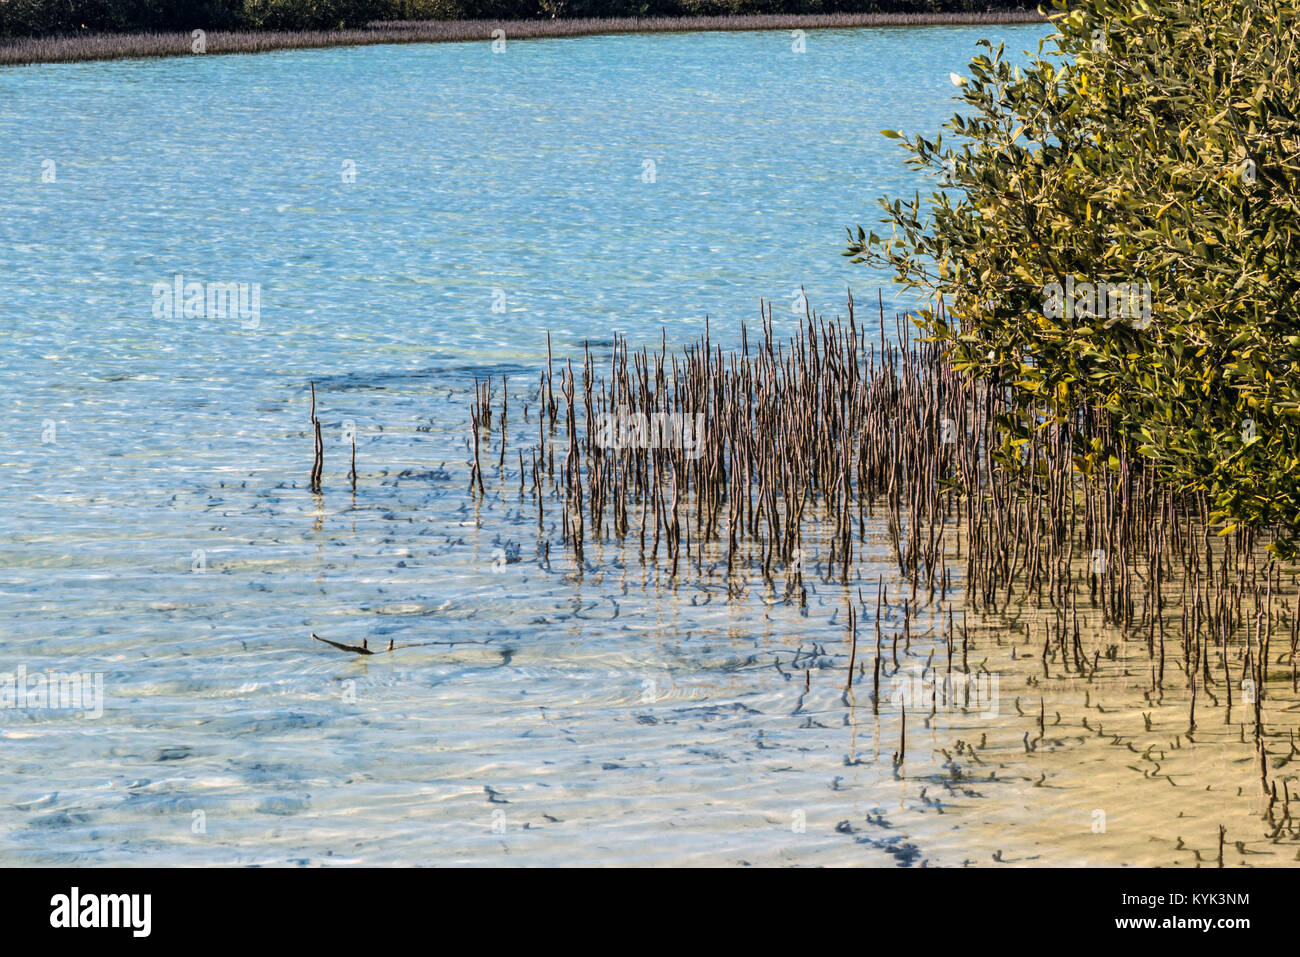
0, 11, 1046, 67
458, 296, 1300, 816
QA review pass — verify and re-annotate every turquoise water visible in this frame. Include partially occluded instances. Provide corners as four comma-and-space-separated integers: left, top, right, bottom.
0, 25, 1053, 865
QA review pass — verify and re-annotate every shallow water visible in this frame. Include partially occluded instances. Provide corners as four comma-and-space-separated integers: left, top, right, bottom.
8, 23, 1286, 868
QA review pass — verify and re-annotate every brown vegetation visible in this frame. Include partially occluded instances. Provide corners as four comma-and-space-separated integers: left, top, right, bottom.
0, 11, 1045, 67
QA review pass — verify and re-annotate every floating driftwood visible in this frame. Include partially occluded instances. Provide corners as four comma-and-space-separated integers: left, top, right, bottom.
310, 632, 392, 655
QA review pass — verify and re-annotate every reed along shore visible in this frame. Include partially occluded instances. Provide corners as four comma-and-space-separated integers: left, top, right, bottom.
0, 11, 1047, 67
444, 298, 1300, 828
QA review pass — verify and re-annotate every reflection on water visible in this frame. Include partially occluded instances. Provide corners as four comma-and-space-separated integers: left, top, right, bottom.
9, 23, 1283, 867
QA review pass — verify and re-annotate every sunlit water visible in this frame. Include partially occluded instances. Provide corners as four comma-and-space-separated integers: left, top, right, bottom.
8, 24, 1282, 868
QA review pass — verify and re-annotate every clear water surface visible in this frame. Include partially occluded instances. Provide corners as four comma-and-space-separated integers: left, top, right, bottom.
0, 25, 1168, 867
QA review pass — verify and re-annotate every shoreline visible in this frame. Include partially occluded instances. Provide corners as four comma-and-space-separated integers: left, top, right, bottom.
0, 11, 1049, 68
